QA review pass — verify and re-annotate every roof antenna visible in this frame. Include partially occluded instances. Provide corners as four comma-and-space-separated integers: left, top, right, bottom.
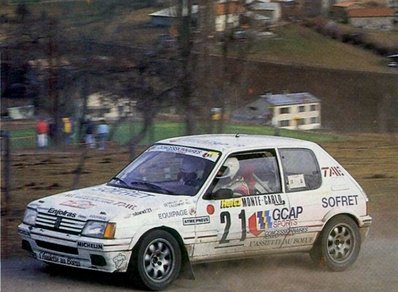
235, 133, 240, 138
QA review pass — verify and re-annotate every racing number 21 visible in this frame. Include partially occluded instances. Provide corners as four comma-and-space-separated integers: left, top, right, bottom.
220, 210, 247, 244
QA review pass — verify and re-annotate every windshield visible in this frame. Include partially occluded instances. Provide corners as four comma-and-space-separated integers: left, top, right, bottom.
108, 144, 220, 196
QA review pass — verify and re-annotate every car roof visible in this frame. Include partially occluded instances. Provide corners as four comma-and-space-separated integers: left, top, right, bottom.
157, 134, 317, 153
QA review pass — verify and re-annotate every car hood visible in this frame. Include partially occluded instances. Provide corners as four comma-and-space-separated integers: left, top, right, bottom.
31, 184, 194, 222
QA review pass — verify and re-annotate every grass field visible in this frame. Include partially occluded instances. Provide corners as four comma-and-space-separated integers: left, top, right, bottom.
246, 24, 391, 72
2, 120, 343, 150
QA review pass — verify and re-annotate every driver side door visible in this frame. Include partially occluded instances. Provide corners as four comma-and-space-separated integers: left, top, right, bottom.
192, 150, 290, 262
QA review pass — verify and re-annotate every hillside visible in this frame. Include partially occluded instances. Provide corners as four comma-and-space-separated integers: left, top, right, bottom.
2, 2, 397, 74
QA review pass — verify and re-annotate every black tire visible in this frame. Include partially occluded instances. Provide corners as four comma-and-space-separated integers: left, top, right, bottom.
131, 230, 181, 291
311, 215, 361, 271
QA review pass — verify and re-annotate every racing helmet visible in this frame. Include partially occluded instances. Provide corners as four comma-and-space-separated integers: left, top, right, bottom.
217, 157, 240, 179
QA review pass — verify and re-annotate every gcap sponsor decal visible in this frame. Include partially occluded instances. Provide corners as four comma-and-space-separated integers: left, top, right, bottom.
248, 207, 304, 237
183, 216, 210, 225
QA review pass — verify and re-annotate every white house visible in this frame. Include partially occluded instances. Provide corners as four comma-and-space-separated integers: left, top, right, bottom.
149, 2, 244, 32
231, 92, 321, 130
86, 93, 136, 121
347, 7, 395, 30
149, 5, 199, 27
246, 1, 282, 25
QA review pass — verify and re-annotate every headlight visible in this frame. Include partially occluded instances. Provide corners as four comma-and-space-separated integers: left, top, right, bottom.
81, 221, 116, 239
23, 208, 37, 225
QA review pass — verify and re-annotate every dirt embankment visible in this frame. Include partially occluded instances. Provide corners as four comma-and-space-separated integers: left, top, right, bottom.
1, 134, 397, 258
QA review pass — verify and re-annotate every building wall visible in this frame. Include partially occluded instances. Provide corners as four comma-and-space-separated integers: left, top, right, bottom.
349, 16, 394, 30
271, 103, 321, 130
215, 14, 241, 31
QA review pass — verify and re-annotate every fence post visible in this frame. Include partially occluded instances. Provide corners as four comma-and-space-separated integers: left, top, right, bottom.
1, 130, 11, 249
1, 130, 11, 211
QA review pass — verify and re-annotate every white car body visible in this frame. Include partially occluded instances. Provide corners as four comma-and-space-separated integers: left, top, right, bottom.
19, 134, 372, 290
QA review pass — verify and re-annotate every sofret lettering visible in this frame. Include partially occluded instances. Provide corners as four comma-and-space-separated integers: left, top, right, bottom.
321, 195, 359, 208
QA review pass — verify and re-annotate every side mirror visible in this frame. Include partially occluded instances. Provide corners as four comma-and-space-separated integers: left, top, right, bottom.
211, 188, 234, 200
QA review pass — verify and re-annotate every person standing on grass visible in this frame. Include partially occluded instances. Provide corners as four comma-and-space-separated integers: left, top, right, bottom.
62, 117, 73, 145
85, 119, 96, 149
36, 118, 49, 148
97, 119, 109, 150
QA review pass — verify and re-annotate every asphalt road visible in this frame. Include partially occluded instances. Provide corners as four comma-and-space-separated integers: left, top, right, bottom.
2, 211, 397, 291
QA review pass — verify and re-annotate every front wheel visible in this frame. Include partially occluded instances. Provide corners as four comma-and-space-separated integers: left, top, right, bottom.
131, 230, 181, 291
311, 215, 361, 271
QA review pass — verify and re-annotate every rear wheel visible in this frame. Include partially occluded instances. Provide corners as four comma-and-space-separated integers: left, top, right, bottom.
130, 230, 181, 291
311, 215, 361, 271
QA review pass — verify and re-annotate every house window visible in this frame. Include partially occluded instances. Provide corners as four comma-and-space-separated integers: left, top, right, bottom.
279, 120, 290, 127
310, 117, 319, 124
310, 104, 317, 111
298, 105, 305, 112
279, 107, 290, 114
298, 118, 306, 125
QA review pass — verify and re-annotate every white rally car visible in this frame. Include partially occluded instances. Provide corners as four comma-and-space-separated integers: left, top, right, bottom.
19, 134, 372, 290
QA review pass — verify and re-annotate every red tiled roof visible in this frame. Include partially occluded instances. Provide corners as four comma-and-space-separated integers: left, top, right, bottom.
347, 8, 395, 17
214, 2, 245, 16
333, 2, 360, 8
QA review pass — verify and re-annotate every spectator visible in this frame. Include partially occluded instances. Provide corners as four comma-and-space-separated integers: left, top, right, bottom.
85, 119, 96, 149
36, 118, 49, 148
97, 119, 109, 150
62, 117, 73, 145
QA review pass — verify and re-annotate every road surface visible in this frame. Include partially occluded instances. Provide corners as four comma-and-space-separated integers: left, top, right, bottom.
2, 212, 397, 291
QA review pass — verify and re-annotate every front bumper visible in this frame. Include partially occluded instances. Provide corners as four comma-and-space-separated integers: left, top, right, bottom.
18, 223, 132, 273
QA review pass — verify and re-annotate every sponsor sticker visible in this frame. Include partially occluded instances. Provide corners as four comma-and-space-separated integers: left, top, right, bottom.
287, 174, 306, 189
113, 253, 127, 269
183, 216, 210, 225
321, 195, 358, 208
38, 252, 81, 267
158, 209, 188, 219
148, 145, 220, 162
77, 241, 104, 250
60, 200, 95, 209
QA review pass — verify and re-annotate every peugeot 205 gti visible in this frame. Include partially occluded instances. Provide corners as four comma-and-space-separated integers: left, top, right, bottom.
19, 134, 372, 290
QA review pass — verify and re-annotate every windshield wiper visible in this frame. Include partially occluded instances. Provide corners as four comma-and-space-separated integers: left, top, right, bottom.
130, 181, 174, 195
110, 177, 129, 187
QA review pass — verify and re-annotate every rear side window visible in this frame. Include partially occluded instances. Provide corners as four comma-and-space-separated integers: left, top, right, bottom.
279, 148, 322, 192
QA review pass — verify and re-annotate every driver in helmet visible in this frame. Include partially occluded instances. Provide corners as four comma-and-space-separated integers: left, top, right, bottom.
178, 156, 200, 186
213, 157, 249, 196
